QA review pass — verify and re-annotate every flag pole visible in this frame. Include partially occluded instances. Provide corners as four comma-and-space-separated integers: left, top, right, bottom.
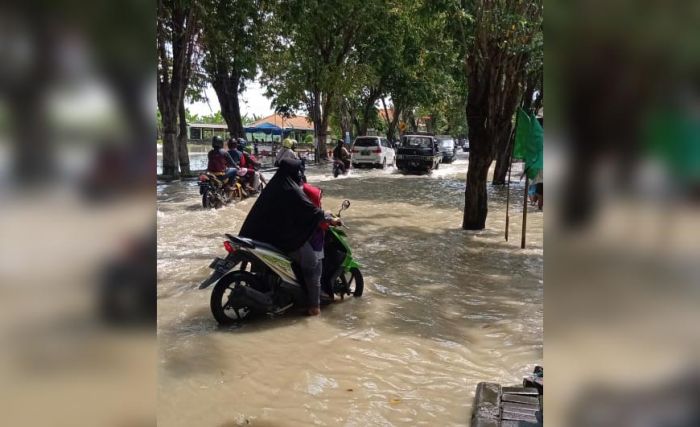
505, 140, 515, 241
521, 174, 529, 249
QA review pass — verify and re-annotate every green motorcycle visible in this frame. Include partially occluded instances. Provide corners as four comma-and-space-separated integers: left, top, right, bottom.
199, 200, 363, 324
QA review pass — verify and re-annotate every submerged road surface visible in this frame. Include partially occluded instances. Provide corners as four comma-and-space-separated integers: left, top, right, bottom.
157, 152, 543, 426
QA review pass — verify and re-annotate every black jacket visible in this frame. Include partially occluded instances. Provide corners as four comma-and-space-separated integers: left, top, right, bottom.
238, 159, 324, 253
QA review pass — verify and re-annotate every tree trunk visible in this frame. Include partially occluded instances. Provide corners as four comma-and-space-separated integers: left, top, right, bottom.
352, 117, 361, 137
407, 111, 417, 132
492, 132, 513, 185
381, 97, 400, 141
162, 130, 179, 177
157, 0, 197, 178
211, 65, 244, 138
358, 92, 378, 136
8, 85, 54, 185
177, 99, 190, 175
318, 111, 330, 160
159, 95, 180, 177
463, 143, 492, 230
462, 48, 495, 229
491, 53, 528, 185
319, 92, 333, 160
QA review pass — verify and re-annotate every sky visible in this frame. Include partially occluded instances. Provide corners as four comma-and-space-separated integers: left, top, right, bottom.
186, 80, 276, 118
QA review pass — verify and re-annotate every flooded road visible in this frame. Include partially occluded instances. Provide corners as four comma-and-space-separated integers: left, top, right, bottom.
157, 152, 543, 426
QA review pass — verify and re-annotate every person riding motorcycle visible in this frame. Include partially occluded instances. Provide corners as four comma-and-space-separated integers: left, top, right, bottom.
207, 136, 238, 187
333, 140, 351, 173
275, 138, 298, 166
238, 158, 341, 316
239, 145, 262, 194
236, 137, 248, 152
227, 138, 243, 165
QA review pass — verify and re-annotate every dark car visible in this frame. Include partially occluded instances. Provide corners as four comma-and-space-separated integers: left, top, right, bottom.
395, 134, 441, 173
436, 136, 457, 163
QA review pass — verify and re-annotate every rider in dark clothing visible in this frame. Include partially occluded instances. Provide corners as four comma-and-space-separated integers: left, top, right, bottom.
226, 138, 242, 165
239, 158, 341, 315
333, 140, 351, 172
207, 136, 238, 183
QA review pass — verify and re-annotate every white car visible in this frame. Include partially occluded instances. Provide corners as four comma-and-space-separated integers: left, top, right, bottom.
351, 136, 396, 169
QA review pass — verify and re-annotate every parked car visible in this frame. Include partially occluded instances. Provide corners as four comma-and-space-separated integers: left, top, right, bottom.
395, 134, 442, 173
436, 136, 457, 163
351, 136, 396, 169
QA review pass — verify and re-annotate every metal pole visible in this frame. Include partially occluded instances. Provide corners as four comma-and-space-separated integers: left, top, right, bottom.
505, 158, 513, 241
521, 175, 529, 249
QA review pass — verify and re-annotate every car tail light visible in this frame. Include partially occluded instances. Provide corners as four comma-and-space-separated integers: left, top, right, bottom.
373, 148, 381, 154
223, 241, 236, 253
352, 148, 359, 153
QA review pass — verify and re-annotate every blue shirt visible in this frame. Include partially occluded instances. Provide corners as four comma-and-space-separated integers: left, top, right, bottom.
228, 149, 242, 165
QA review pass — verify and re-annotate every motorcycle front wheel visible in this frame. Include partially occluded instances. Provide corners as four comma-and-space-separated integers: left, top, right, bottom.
210, 271, 259, 325
336, 267, 363, 298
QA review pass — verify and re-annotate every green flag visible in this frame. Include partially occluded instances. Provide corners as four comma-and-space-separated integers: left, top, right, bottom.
513, 108, 543, 179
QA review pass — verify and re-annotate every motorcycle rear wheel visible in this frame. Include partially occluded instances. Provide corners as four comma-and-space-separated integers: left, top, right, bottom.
210, 271, 259, 325
202, 190, 214, 208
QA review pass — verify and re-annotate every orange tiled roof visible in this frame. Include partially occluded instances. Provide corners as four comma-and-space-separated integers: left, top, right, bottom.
250, 114, 314, 131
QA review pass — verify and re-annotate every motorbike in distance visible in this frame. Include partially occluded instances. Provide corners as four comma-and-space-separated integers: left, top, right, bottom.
332, 159, 349, 178
199, 200, 363, 324
198, 170, 266, 209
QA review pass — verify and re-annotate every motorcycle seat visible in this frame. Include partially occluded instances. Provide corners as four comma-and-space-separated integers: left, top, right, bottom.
225, 234, 284, 255
204, 172, 230, 186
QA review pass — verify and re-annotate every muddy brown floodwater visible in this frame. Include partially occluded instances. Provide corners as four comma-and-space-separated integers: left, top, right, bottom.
157, 152, 542, 426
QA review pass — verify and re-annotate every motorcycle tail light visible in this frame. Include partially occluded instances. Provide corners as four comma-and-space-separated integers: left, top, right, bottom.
199, 174, 208, 182
223, 241, 236, 253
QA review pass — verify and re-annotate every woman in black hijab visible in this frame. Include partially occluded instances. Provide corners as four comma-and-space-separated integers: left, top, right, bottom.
239, 158, 340, 315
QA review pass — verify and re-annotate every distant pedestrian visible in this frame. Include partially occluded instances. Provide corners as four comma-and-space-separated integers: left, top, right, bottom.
533, 170, 543, 210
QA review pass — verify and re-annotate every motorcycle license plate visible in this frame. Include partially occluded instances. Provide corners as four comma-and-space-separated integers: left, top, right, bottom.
209, 256, 236, 273
361, 150, 369, 155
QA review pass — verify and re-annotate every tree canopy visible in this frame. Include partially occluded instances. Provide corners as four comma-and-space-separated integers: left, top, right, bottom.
158, 0, 544, 227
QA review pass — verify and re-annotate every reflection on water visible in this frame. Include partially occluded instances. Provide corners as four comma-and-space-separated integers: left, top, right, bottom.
157, 152, 543, 426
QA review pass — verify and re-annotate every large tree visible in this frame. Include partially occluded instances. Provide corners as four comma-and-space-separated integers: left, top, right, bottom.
201, 0, 264, 139
157, 0, 200, 177
455, 0, 542, 229
383, 0, 457, 139
261, 0, 384, 160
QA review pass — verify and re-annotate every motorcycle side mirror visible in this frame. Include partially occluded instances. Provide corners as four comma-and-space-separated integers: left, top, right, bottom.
338, 199, 351, 216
